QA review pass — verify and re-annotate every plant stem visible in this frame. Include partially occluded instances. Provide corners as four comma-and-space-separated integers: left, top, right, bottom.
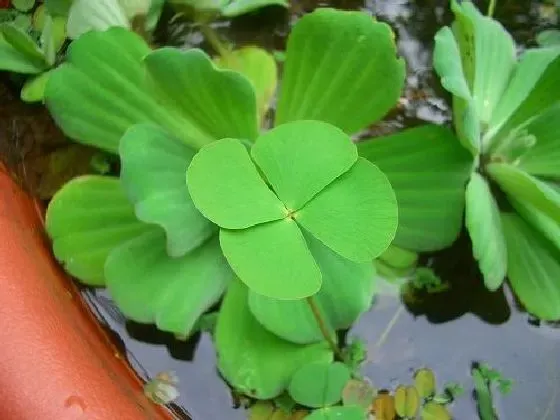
200, 23, 230, 59
487, 0, 497, 17
306, 296, 344, 360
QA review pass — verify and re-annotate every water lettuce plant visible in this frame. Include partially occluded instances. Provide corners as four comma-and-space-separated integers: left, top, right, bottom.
429, 0, 560, 320
43, 7, 405, 399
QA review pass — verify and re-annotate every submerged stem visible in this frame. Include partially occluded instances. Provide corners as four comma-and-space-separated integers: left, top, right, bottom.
306, 296, 344, 360
200, 24, 230, 59
487, 0, 497, 17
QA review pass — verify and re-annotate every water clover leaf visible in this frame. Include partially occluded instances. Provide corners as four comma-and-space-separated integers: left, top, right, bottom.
288, 361, 351, 408
187, 120, 398, 299
105, 231, 232, 336
144, 48, 259, 145
119, 123, 216, 257
215, 280, 333, 400
295, 158, 398, 262
465, 173, 507, 290
221, 219, 321, 300
187, 138, 287, 229
251, 120, 357, 211
275, 7, 405, 135
45, 176, 154, 286
358, 125, 474, 252
248, 231, 375, 344
501, 213, 560, 320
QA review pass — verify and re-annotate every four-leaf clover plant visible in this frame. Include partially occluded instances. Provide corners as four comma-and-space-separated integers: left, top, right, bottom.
43, 7, 406, 398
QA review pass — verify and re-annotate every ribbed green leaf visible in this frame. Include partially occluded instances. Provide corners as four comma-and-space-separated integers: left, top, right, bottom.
295, 158, 398, 262
487, 163, 560, 224
45, 176, 153, 286
105, 231, 232, 336
275, 8, 405, 134
0, 23, 47, 73
251, 120, 357, 211
516, 103, 560, 177
220, 219, 321, 300
486, 49, 560, 151
502, 212, 560, 320
358, 125, 473, 251
119, 124, 216, 257
67, 0, 129, 39
44, 28, 189, 153
187, 138, 286, 229
215, 280, 333, 400
248, 231, 375, 344
306, 407, 365, 420
214, 46, 277, 121
144, 48, 259, 146
465, 173, 507, 290
509, 197, 560, 252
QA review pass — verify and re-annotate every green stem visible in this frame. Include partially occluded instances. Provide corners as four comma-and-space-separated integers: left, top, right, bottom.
306, 296, 344, 360
200, 24, 230, 59
487, 0, 497, 17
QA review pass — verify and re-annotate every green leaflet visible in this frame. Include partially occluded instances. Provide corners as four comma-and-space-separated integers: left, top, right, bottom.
295, 158, 398, 262
45, 176, 153, 286
252, 120, 357, 211
67, 0, 130, 39
358, 125, 474, 252
275, 8, 405, 135
502, 213, 560, 320
119, 124, 216, 257
465, 173, 507, 290
187, 138, 286, 229
220, 219, 321, 300
215, 280, 333, 400
105, 231, 232, 336
248, 231, 375, 344
306, 406, 365, 420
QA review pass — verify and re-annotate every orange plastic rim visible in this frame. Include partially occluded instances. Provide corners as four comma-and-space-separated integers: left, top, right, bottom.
0, 165, 174, 420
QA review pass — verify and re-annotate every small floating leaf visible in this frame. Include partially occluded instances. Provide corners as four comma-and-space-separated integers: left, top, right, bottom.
373, 393, 396, 420
421, 402, 451, 420
288, 361, 351, 408
414, 368, 436, 399
394, 385, 420, 418
305, 406, 365, 420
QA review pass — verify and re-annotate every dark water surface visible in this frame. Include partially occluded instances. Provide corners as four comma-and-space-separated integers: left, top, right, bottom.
75, 0, 559, 418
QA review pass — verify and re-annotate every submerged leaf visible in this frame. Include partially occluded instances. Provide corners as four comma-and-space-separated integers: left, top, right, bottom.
465, 173, 507, 290
342, 379, 375, 411
45, 176, 152, 285
105, 231, 232, 336
215, 280, 332, 400
288, 361, 351, 408
501, 212, 560, 320
359, 125, 473, 251
276, 7, 405, 134
119, 124, 215, 257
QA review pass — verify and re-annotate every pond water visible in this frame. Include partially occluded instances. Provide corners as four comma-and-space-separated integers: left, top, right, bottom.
3, 0, 559, 419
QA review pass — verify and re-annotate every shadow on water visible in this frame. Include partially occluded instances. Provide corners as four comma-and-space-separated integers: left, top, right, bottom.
0, 0, 553, 418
